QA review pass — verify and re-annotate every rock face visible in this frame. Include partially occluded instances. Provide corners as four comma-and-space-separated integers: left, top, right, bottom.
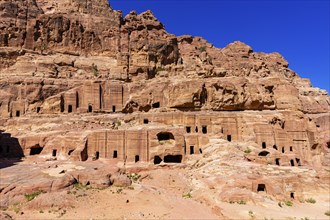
0, 0, 329, 208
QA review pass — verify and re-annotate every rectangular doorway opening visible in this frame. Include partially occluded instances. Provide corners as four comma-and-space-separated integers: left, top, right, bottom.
190, 146, 194, 155
112, 106, 116, 113
186, 126, 191, 133
68, 105, 73, 113
275, 158, 280, 166
16, 111, 20, 117
290, 192, 295, 199
52, 149, 57, 157
113, 150, 118, 158
135, 155, 140, 163
88, 105, 93, 113
202, 126, 207, 134
227, 135, 232, 142
290, 159, 295, 166
257, 184, 266, 192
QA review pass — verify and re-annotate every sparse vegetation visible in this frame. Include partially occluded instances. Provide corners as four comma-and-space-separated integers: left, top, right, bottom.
278, 202, 283, 208
300, 217, 310, 220
182, 192, 192, 199
305, 198, 316, 204
182, 190, 193, 199
24, 190, 46, 201
285, 200, 293, 207
92, 63, 99, 77
128, 173, 141, 182
12, 203, 22, 214
248, 210, 256, 220
155, 66, 165, 73
73, 182, 91, 190
244, 148, 252, 154
237, 200, 247, 205
229, 200, 247, 205
325, 211, 330, 216
114, 120, 121, 127
199, 46, 207, 52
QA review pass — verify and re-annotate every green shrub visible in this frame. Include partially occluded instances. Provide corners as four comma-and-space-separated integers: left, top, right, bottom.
24, 190, 46, 201
199, 46, 207, 52
182, 192, 192, 199
237, 200, 247, 205
92, 63, 99, 77
285, 200, 293, 207
73, 182, 91, 190
305, 198, 316, 204
128, 173, 141, 182
244, 148, 252, 154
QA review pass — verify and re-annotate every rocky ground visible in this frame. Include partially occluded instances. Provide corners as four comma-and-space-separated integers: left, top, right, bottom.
1, 138, 329, 220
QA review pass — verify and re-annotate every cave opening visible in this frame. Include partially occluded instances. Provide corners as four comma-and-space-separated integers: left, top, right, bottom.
257, 184, 266, 192
164, 155, 182, 163
154, 156, 162, 164
258, 151, 270, 157
157, 132, 174, 141
30, 147, 43, 155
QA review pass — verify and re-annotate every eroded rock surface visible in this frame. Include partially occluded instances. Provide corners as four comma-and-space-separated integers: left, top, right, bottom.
0, 0, 329, 219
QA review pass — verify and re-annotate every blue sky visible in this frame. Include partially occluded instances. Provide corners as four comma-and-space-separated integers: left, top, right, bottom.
109, 0, 330, 92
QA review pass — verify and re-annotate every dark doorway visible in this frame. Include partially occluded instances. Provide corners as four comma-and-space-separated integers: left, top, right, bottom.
164, 155, 182, 163
275, 158, 280, 165
68, 105, 73, 113
282, 147, 285, 153
190, 146, 194, 155
152, 102, 160, 108
157, 132, 174, 141
30, 147, 43, 155
186, 126, 191, 133
76, 92, 79, 108
262, 142, 266, 149
113, 150, 118, 158
290, 146, 293, 151
68, 150, 74, 155
88, 105, 93, 113
202, 126, 207, 134
296, 158, 301, 166
52, 149, 57, 157
290, 192, 295, 199
290, 159, 294, 166
195, 126, 198, 133
144, 119, 149, 124
112, 106, 116, 113
37, 107, 41, 113
135, 155, 140, 163
273, 145, 278, 150
16, 111, 20, 117
257, 184, 266, 192
258, 151, 270, 157
60, 96, 65, 112
154, 156, 162, 164
95, 151, 99, 160
227, 135, 232, 142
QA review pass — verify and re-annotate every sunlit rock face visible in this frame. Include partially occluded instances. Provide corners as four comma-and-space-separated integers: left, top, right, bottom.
0, 0, 329, 214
